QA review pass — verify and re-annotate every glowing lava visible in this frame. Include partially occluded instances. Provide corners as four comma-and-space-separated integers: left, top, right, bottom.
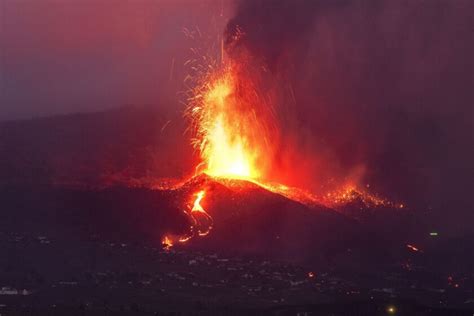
190, 190, 213, 237
191, 190, 206, 213
162, 61, 271, 249
187, 62, 403, 209
162, 189, 213, 249
188, 62, 273, 180
162, 235, 173, 251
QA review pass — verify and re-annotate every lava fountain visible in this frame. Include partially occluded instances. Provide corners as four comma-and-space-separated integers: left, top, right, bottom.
188, 61, 276, 181
162, 60, 275, 249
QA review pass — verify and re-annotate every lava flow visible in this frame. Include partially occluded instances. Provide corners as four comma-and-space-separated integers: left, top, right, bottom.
190, 190, 213, 237
162, 189, 213, 249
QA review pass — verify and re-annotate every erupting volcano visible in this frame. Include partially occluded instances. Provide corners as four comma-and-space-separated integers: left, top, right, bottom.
161, 29, 401, 249
163, 59, 271, 247
1, 1, 471, 313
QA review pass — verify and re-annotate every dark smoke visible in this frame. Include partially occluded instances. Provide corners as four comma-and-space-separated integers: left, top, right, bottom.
225, 0, 473, 233
225, 0, 349, 69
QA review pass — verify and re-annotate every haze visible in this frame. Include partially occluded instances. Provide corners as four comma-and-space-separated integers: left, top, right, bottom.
0, 0, 226, 120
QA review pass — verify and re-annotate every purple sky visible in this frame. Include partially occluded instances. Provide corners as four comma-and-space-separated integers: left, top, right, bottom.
0, 0, 227, 120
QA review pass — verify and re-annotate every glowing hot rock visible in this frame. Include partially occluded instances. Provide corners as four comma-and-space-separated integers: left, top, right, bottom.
190, 63, 272, 180
161, 190, 213, 249
190, 190, 213, 237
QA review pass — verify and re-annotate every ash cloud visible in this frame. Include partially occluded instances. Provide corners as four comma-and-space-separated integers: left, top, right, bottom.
226, 0, 473, 232
225, 0, 349, 68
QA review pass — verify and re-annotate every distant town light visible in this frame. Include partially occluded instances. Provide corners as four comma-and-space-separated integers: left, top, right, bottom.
430, 232, 438, 236
387, 305, 396, 314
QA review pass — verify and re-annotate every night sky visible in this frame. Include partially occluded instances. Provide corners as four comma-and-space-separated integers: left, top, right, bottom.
0, 0, 225, 120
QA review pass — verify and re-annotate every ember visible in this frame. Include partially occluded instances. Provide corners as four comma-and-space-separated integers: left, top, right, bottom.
162, 236, 173, 251
406, 244, 422, 253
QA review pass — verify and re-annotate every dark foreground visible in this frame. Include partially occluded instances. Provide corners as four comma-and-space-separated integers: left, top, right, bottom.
0, 182, 473, 316
0, 229, 473, 316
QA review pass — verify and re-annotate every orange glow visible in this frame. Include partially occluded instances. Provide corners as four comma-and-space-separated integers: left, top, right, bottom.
162, 235, 173, 250
191, 190, 206, 213
178, 235, 192, 243
187, 60, 403, 210
188, 62, 273, 180
160, 190, 213, 249
321, 184, 402, 209
190, 190, 213, 237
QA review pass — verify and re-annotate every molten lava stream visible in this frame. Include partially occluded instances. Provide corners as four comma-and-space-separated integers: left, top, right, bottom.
189, 190, 213, 237
162, 189, 213, 250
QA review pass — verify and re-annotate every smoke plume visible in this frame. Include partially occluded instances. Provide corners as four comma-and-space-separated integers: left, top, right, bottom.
224, 0, 473, 232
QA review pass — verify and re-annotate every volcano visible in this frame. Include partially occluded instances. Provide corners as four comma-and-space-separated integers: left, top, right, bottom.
2, 108, 472, 314
1, 0, 472, 313
1, 170, 416, 269
0, 107, 418, 266
161, 174, 359, 259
